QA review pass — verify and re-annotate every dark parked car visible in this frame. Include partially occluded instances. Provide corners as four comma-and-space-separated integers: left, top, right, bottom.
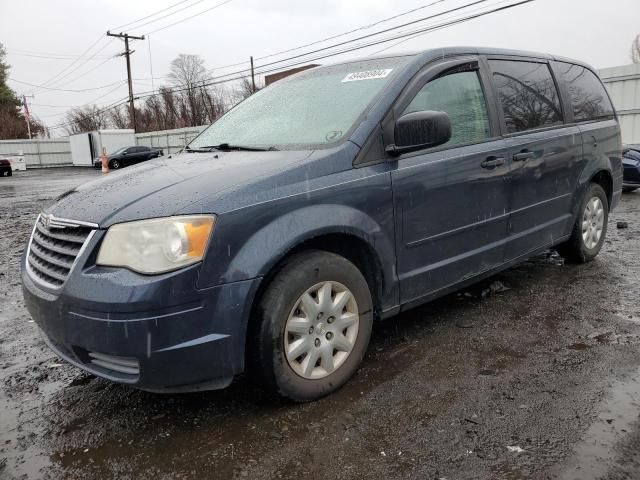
623, 145, 640, 192
93, 145, 163, 169
22, 47, 622, 401
0, 158, 12, 176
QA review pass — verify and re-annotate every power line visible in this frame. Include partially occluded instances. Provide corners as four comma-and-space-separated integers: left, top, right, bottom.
126, 0, 211, 32
144, 0, 236, 35
44, 39, 118, 89
369, 0, 515, 55
110, 0, 195, 31
46, 0, 534, 132
9, 77, 128, 93
136, 0, 494, 91
37, 82, 125, 119
46, 98, 130, 131
133, 0, 535, 101
27, 35, 106, 94
6, 50, 115, 60
240, 0, 491, 74
206, 0, 450, 73
51, 55, 119, 87
198, 0, 486, 79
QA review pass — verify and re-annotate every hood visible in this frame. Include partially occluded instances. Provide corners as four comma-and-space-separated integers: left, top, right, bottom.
49, 150, 314, 227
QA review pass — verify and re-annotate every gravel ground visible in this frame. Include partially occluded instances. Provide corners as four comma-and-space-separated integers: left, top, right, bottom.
1, 168, 639, 480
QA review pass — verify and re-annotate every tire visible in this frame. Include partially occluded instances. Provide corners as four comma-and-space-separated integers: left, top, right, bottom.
250, 250, 373, 402
7, 170, 12, 177
558, 183, 608, 263
109, 159, 121, 169
623, 187, 638, 193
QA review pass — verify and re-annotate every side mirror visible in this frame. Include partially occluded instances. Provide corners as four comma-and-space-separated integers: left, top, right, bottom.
386, 111, 452, 156
122, 151, 128, 156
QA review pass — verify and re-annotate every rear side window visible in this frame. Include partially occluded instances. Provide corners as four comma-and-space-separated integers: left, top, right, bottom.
402, 70, 490, 148
558, 63, 615, 122
489, 60, 563, 133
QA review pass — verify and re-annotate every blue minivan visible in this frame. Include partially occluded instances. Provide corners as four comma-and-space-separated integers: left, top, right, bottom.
22, 47, 622, 401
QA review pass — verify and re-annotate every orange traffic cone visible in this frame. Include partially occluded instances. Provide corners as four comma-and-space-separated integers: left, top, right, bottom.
100, 147, 109, 174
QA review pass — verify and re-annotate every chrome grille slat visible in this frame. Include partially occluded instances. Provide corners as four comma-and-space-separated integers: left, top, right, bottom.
30, 242, 75, 269
28, 254, 68, 282
35, 221, 88, 244
32, 231, 81, 256
27, 214, 94, 289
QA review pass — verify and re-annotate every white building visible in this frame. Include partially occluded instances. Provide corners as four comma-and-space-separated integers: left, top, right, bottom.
599, 63, 640, 144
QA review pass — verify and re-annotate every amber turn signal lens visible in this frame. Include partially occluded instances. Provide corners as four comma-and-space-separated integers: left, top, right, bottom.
185, 218, 215, 258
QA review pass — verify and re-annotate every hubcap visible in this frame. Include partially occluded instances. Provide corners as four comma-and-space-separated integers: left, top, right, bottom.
284, 281, 359, 380
582, 196, 604, 249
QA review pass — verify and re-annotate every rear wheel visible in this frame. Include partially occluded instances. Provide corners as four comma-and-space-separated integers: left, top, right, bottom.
558, 183, 608, 263
250, 250, 373, 402
623, 187, 638, 193
7, 170, 12, 177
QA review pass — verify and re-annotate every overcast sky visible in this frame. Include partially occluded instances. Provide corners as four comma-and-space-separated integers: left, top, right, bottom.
1, 0, 638, 136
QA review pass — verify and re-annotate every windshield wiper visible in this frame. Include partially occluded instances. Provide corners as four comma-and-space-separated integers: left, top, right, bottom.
186, 143, 278, 152
184, 146, 215, 153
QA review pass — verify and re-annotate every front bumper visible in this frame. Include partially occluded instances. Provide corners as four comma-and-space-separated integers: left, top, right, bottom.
21, 247, 261, 393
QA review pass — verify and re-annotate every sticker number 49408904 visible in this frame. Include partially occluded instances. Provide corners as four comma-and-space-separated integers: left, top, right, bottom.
341, 69, 393, 82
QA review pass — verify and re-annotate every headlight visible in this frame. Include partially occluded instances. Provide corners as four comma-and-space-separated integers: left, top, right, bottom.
97, 215, 215, 274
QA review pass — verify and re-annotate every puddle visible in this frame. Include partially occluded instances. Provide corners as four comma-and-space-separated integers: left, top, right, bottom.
559, 367, 640, 479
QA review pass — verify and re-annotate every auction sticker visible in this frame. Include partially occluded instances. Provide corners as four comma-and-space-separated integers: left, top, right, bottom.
342, 69, 393, 82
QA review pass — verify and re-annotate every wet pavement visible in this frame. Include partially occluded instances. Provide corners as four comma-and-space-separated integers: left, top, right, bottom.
1, 168, 640, 480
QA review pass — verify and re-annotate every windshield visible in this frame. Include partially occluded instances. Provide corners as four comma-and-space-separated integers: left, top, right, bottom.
189, 56, 411, 150
110, 147, 128, 155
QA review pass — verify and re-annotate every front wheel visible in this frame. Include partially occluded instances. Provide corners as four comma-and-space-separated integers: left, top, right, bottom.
109, 159, 121, 169
558, 183, 609, 263
250, 250, 373, 402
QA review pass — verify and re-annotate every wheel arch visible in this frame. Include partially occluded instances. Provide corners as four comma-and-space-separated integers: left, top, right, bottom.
251, 231, 387, 322
244, 230, 387, 381
589, 169, 613, 207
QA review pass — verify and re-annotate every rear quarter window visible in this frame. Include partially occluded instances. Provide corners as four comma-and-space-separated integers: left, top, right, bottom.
558, 63, 615, 122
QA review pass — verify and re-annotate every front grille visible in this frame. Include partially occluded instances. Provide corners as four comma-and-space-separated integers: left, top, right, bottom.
88, 351, 140, 376
27, 214, 94, 288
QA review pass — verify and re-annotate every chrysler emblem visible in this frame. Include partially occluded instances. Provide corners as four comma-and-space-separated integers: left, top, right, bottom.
41, 214, 51, 230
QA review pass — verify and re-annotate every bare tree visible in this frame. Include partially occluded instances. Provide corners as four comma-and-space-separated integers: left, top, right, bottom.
235, 77, 263, 102
632, 34, 640, 64
60, 54, 243, 135
168, 54, 210, 126
108, 105, 130, 129
64, 105, 109, 134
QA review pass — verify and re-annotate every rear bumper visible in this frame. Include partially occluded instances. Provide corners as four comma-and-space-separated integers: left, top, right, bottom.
21, 252, 261, 393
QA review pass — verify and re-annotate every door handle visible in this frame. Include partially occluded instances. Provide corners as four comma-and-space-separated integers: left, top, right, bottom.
513, 151, 535, 162
481, 156, 506, 169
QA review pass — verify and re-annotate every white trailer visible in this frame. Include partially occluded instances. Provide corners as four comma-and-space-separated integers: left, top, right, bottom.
70, 129, 135, 167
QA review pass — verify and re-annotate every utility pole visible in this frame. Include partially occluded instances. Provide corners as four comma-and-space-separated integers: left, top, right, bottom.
250, 56, 256, 93
107, 31, 145, 132
23, 94, 34, 139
